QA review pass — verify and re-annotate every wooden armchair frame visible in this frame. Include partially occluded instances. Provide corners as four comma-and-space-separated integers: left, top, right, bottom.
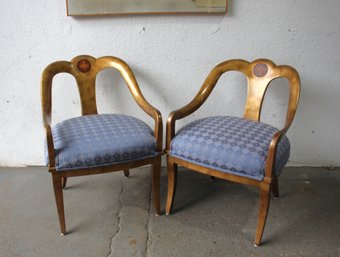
165, 59, 300, 246
41, 55, 163, 235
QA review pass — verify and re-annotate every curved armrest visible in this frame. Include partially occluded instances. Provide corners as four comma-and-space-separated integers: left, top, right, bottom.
166, 99, 205, 152
143, 104, 162, 152
263, 122, 292, 181
98, 57, 163, 152
165, 66, 222, 152
264, 66, 300, 180
43, 122, 55, 168
166, 60, 250, 152
41, 61, 76, 169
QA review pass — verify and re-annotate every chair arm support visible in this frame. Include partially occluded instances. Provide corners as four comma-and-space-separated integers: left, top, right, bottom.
41, 61, 75, 169
108, 58, 163, 152
124, 94, 163, 152
150, 108, 163, 152
166, 111, 176, 152
43, 119, 56, 168
128, 100, 163, 152
132, 101, 163, 152
263, 128, 289, 180
165, 60, 247, 152
165, 85, 217, 152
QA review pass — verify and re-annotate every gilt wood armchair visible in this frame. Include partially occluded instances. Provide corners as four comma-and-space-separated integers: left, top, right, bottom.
165, 59, 300, 246
41, 55, 163, 235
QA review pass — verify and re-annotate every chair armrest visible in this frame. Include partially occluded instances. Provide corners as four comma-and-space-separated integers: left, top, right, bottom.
166, 74, 220, 152
263, 125, 290, 180
115, 61, 163, 152
165, 75, 221, 152
43, 116, 56, 168
263, 73, 300, 180
166, 106, 195, 153
144, 105, 163, 152
263, 66, 300, 181
41, 61, 74, 169
103, 57, 164, 152
165, 60, 249, 152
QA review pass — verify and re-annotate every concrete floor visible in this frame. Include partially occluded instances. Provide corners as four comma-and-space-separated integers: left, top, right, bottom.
0, 167, 339, 257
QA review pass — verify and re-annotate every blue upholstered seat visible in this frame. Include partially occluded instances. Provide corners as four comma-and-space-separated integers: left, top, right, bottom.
46, 114, 157, 171
170, 116, 290, 181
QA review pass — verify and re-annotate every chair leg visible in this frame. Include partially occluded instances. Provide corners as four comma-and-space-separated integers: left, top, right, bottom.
254, 183, 271, 246
123, 169, 130, 178
165, 160, 178, 215
61, 177, 67, 189
151, 161, 161, 215
271, 178, 279, 199
52, 173, 66, 235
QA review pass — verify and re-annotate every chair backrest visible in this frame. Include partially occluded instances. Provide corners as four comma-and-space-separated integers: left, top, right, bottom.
41, 55, 163, 152
194, 59, 300, 130
41, 55, 153, 117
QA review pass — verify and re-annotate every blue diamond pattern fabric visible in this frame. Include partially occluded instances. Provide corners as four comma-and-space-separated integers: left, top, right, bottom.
46, 114, 157, 171
170, 116, 290, 181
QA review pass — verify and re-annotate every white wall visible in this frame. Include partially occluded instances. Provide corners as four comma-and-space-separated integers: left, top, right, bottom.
0, 0, 339, 167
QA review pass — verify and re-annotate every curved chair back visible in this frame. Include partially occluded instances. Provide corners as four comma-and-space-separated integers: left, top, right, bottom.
182, 59, 300, 129
41, 55, 162, 151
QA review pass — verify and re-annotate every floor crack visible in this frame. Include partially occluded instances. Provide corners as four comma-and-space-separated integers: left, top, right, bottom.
107, 179, 124, 257
144, 184, 152, 257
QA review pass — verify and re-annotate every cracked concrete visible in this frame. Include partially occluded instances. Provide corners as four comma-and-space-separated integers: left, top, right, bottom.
143, 192, 152, 257
0, 167, 339, 257
107, 180, 124, 257
108, 172, 150, 257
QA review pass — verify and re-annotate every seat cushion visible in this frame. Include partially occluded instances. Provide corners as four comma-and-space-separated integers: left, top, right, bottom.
46, 114, 157, 171
170, 116, 290, 181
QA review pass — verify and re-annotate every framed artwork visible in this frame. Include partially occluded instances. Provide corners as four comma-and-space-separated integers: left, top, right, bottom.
66, 0, 227, 16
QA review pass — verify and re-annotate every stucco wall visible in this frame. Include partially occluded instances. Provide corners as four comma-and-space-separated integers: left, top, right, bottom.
0, 0, 339, 166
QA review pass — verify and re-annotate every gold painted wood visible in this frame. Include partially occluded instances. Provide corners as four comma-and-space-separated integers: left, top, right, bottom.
66, 0, 227, 16
41, 55, 163, 235
52, 173, 66, 235
123, 169, 130, 178
165, 59, 300, 246
169, 156, 261, 188
165, 156, 178, 215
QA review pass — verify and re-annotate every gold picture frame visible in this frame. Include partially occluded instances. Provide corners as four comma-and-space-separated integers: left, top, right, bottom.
66, 0, 227, 16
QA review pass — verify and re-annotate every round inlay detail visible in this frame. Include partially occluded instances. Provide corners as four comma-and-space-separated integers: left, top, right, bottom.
253, 63, 268, 77
77, 59, 91, 73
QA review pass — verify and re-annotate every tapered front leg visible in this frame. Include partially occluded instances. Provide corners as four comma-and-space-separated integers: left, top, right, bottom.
271, 178, 279, 199
61, 177, 67, 189
52, 173, 66, 235
151, 159, 161, 215
165, 158, 178, 215
254, 183, 271, 246
123, 169, 130, 178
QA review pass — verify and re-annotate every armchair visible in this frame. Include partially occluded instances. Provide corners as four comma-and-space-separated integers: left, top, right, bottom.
165, 59, 300, 246
41, 55, 163, 235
